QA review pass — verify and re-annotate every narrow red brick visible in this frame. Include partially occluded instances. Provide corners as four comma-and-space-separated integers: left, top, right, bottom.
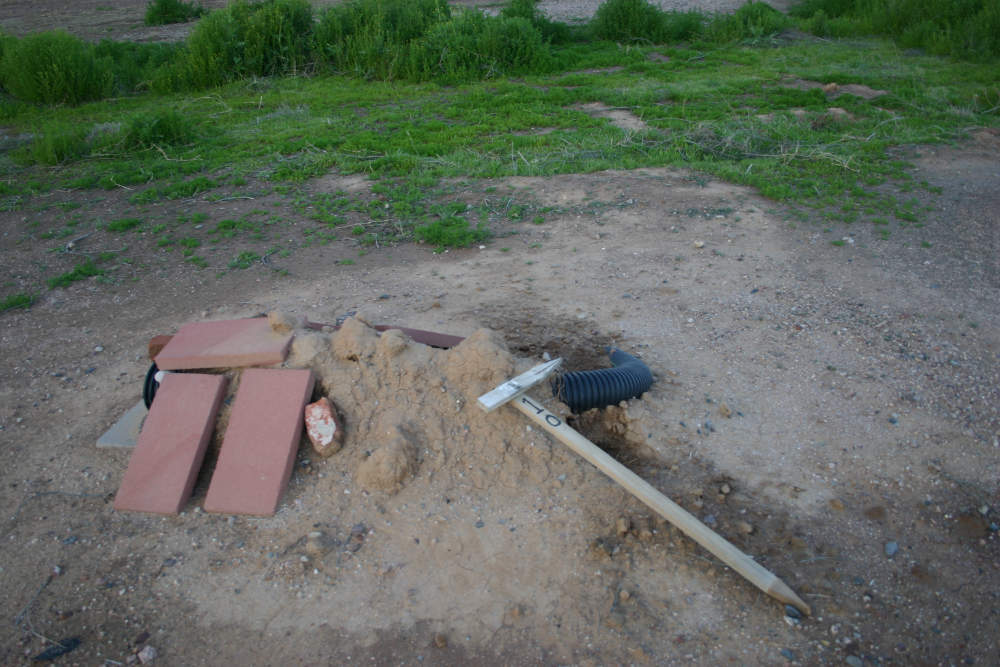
154, 318, 292, 371
203, 369, 314, 516
113, 373, 227, 514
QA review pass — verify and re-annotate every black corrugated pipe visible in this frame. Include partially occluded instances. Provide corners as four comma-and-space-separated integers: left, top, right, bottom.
551, 348, 654, 413
143, 362, 160, 409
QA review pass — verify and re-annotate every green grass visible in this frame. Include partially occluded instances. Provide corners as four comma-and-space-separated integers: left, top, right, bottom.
46, 259, 105, 289
0, 1, 996, 277
0, 292, 36, 312
106, 217, 143, 232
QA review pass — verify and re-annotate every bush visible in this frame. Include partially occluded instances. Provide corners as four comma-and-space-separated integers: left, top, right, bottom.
313, 0, 450, 79
590, 0, 669, 43
123, 110, 196, 149
28, 123, 91, 164
94, 40, 181, 94
705, 1, 791, 43
145, 0, 206, 26
500, 0, 573, 44
790, 0, 1000, 60
0, 31, 113, 104
407, 11, 551, 83
161, 0, 314, 90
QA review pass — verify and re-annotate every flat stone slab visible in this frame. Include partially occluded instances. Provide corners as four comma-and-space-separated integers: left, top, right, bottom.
97, 400, 148, 449
114, 374, 228, 514
154, 318, 292, 371
204, 368, 315, 516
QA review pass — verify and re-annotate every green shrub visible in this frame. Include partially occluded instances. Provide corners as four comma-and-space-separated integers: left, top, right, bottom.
94, 40, 181, 94
145, 0, 206, 26
162, 0, 314, 90
28, 123, 90, 165
705, 1, 791, 43
123, 110, 196, 149
232, 0, 314, 76
790, 0, 1000, 60
407, 11, 551, 83
500, 0, 573, 44
590, 0, 668, 43
0, 31, 113, 104
415, 215, 490, 248
313, 0, 450, 79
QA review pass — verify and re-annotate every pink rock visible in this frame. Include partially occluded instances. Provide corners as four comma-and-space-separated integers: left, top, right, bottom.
304, 397, 343, 457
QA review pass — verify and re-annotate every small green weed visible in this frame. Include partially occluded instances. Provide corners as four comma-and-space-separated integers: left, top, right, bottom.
106, 217, 143, 232
0, 292, 35, 312
228, 250, 260, 269
46, 259, 105, 289
130, 177, 216, 203
415, 215, 490, 249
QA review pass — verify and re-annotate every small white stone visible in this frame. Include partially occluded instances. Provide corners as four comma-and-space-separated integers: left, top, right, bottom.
137, 645, 157, 664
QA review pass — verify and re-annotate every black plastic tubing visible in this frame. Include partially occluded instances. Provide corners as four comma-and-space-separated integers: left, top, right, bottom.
551, 348, 654, 413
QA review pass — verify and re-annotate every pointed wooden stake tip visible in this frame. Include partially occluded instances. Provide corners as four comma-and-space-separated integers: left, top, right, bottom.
767, 578, 811, 617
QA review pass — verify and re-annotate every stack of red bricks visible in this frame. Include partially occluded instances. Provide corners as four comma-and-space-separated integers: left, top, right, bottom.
113, 318, 314, 516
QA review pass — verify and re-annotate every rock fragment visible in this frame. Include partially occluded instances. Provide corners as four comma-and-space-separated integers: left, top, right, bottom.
304, 397, 343, 457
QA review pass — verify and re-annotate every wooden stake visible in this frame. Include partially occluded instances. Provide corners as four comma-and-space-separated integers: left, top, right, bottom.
509, 393, 811, 616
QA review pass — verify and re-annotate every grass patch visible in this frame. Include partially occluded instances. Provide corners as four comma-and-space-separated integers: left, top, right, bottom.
228, 250, 260, 269
106, 217, 143, 232
0, 292, 36, 312
2, 1, 997, 260
415, 216, 490, 249
46, 259, 105, 289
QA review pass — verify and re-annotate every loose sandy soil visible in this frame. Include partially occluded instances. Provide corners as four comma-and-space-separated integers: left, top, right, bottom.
1, 2, 998, 666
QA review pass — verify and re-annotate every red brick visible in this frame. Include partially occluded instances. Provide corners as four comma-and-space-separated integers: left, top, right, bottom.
154, 318, 292, 371
203, 369, 314, 516
113, 373, 227, 514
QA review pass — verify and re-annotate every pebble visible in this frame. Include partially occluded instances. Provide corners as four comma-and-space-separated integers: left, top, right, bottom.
94, 346, 104, 353
784, 605, 803, 620
720, 483, 731, 495
885, 541, 899, 557
615, 517, 630, 536
693, 240, 705, 249
736, 521, 754, 535
845, 656, 863, 667
137, 645, 157, 664
433, 633, 447, 648
703, 514, 717, 527
780, 648, 796, 661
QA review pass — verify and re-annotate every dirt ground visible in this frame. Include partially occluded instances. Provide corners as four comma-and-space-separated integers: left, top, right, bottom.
2, 2, 998, 666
